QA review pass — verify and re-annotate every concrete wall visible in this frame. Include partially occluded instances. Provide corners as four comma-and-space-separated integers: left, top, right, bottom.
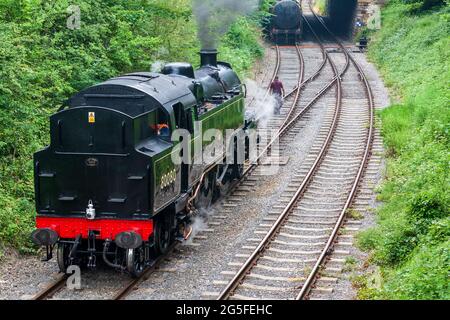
318, 0, 386, 37
357, 0, 386, 24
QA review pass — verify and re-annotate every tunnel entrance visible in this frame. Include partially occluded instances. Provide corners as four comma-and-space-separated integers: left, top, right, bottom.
303, 0, 358, 42
326, 0, 358, 39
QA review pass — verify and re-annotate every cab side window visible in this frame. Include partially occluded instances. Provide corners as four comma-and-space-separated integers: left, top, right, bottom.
147, 109, 170, 140
156, 110, 170, 139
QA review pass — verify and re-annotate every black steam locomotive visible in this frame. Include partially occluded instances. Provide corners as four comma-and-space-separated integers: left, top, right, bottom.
31, 50, 247, 276
270, 0, 303, 45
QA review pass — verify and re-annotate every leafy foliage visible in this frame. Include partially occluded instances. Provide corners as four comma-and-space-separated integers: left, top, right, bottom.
400, 0, 447, 13
313, 0, 328, 15
356, 0, 450, 299
0, 0, 264, 254
219, 18, 264, 72
256, 0, 276, 38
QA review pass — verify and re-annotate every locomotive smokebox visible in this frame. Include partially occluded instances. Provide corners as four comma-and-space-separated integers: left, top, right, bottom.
200, 49, 218, 67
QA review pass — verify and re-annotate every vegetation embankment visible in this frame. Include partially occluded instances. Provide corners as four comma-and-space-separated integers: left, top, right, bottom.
0, 0, 270, 256
313, 0, 327, 15
355, 0, 449, 300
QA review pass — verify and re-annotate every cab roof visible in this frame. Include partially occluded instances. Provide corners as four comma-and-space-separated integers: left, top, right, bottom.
66, 72, 196, 118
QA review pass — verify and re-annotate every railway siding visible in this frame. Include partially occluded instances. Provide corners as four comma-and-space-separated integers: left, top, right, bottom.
308, 52, 389, 300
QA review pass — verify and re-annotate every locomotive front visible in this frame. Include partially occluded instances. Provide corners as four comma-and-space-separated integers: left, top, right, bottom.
271, 0, 303, 45
31, 50, 246, 276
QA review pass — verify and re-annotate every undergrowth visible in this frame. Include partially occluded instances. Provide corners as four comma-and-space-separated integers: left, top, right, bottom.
356, 0, 449, 300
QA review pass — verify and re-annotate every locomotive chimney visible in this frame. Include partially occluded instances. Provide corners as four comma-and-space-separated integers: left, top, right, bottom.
199, 49, 218, 67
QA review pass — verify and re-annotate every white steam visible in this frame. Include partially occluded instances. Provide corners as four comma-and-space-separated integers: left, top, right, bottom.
245, 79, 277, 128
151, 60, 165, 73
183, 207, 216, 246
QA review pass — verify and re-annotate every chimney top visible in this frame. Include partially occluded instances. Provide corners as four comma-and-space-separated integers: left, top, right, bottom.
199, 49, 218, 67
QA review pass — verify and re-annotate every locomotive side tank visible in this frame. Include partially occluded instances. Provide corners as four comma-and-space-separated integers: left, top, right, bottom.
31, 50, 246, 276
271, 0, 303, 45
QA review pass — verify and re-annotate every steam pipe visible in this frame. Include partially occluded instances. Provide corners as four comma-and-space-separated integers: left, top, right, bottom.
103, 239, 125, 270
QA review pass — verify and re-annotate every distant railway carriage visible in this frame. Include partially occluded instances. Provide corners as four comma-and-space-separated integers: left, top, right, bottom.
31, 49, 248, 276
271, 0, 303, 45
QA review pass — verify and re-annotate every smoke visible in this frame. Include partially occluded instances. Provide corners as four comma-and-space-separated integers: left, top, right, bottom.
150, 46, 169, 72
192, 0, 258, 49
151, 60, 165, 73
244, 79, 277, 128
183, 208, 216, 246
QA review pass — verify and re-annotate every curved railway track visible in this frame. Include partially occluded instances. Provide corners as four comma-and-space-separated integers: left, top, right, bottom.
297, 5, 374, 300
32, 273, 67, 300
216, 3, 374, 300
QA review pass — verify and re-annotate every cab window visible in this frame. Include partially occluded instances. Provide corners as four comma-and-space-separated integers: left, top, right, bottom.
148, 109, 170, 140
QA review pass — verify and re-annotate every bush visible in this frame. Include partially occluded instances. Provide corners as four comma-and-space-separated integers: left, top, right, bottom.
357, 0, 450, 299
401, 0, 447, 13
220, 18, 264, 75
381, 241, 450, 299
313, 0, 328, 15
408, 189, 448, 233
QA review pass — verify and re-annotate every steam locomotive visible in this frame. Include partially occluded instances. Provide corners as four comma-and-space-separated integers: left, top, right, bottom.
270, 0, 303, 45
31, 50, 247, 276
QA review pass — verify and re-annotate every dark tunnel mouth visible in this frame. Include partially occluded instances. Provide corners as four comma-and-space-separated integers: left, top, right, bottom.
326, 0, 358, 39
305, 0, 358, 41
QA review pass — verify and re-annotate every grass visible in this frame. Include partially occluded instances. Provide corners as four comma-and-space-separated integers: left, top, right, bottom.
343, 256, 358, 273
356, 0, 449, 299
347, 209, 364, 220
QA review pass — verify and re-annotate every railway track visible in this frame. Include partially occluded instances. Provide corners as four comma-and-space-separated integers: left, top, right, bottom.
215, 3, 375, 300
243, 44, 331, 179
32, 273, 67, 300
32, 244, 179, 300
112, 243, 178, 300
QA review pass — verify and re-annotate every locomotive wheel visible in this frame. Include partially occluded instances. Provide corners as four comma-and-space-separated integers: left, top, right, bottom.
126, 247, 145, 278
153, 216, 171, 256
57, 243, 71, 273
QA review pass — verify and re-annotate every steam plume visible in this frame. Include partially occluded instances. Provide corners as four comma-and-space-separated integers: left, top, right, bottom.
183, 208, 215, 246
245, 79, 277, 128
192, 0, 258, 49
